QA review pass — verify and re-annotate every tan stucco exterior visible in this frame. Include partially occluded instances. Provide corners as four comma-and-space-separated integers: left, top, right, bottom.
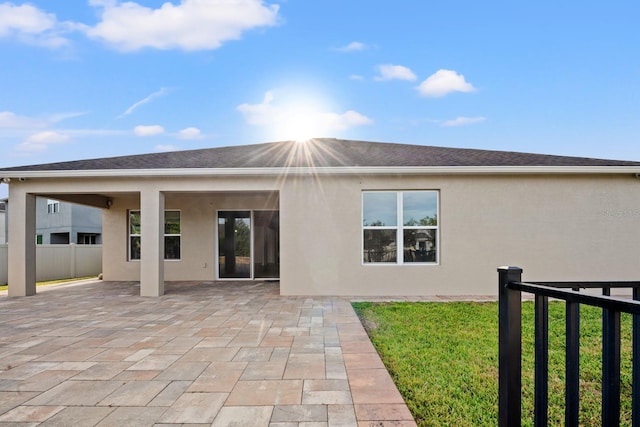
282, 173, 640, 295
5, 171, 640, 297
103, 188, 279, 282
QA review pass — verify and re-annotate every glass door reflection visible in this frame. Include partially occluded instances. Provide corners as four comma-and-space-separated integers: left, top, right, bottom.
253, 211, 279, 279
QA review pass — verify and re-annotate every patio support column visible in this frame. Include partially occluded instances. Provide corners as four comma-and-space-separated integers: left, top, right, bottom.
140, 189, 165, 297
8, 190, 36, 297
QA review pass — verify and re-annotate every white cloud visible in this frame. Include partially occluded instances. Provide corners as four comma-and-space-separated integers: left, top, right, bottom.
0, 111, 45, 128
374, 64, 417, 82
417, 69, 476, 97
334, 41, 366, 52
16, 131, 71, 152
441, 116, 487, 127
177, 127, 202, 140
48, 111, 88, 123
237, 91, 372, 140
330, 110, 373, 129
155, 144, 178, 152
86, 0, 280, 51
0, 3, 81, 48
119, 88, 168, 117
0, 3, 56, 35
0, 111, 87, 129
133, 125, 165, 136
349, 74, 364, 81
237, 91, 276, 126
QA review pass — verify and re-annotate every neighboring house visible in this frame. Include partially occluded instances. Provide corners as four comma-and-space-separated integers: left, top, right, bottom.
1, 139, 640, 298
1, 197, 102, 245
35, 197, 102, 245
0, 201, 6, 244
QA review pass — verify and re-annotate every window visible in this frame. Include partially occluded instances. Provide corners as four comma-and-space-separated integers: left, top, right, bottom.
36, 235, 43, 245
47, 199, 59, 214
164, 211, 181, 260
362, 191, 438, 264
129, 211, 141, 260
78, 233, 99, 245
128, 210, 181, 261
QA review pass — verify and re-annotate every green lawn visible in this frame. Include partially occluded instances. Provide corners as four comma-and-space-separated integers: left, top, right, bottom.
352, 301, 634, 427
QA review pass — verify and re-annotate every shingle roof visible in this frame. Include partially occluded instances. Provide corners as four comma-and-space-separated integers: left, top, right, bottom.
2, 139, 640, 172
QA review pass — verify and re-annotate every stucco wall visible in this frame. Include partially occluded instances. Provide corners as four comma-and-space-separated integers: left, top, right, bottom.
102, 188, 279, 282
279, 173, 640, 296
6, 172, 640, 296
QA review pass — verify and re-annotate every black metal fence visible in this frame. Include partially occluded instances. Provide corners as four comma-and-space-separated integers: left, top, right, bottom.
498, 266, 640, 427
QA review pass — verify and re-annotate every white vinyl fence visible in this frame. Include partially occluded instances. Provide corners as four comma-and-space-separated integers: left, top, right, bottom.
0, 245, 6, 286
0, 244, 102, 285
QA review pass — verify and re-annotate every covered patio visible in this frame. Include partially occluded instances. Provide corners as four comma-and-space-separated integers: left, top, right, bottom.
0, 280, 415, 426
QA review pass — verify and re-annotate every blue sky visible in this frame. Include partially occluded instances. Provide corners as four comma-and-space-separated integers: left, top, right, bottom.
1, 1, 639, 198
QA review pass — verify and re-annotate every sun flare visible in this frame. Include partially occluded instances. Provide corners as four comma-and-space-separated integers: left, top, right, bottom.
237, 87, 373, 143
277, 109, 324, 142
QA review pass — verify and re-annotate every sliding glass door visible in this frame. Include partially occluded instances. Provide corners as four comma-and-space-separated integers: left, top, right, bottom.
217, 210, 279, 280
253, 211, 280, 279
218, 211, 251, 278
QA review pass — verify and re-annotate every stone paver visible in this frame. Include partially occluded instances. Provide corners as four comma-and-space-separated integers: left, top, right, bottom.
0, 281, 417, 426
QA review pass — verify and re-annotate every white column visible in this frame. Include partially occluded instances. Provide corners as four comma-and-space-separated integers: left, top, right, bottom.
8, 189, 36, 297
140, 190, 165, 296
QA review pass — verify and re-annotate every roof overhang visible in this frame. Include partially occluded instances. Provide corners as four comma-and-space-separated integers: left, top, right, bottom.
1, 165, 640, 179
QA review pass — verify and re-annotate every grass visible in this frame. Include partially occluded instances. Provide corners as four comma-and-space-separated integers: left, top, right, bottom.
0, 276, 98, 291
352, 301, 634, 427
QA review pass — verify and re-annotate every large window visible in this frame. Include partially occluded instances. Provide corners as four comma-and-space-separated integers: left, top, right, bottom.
128, 210, 181, 261
362, 191, 438, 264
164, 211, 181, 260
129, 211, 141, 260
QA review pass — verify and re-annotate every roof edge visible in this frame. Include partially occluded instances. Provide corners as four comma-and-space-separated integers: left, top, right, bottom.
2, 165, 640, 179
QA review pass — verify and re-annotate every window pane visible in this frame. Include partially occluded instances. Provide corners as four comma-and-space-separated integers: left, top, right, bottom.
130, 236, 141, 260
403, 229, 437, 263
165, 211, 181, 234
129, 211, 141, 234
165, 236, 181, 260
218, 211, 251, 279
363, 229, 397, 263
363, 192, 397, 226
403, 192, 437, 226
234, 218, 251, 257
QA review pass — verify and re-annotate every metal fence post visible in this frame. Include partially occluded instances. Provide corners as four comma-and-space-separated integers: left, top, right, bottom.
633, 287, 640, 427
498, 266, 523, 427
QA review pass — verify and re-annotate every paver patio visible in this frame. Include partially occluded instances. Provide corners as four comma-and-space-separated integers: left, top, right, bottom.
0, 281, 416, 426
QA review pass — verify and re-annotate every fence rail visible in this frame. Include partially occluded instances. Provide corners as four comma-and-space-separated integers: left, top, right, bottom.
0, 244, 102, 285
498, 266, 640, 427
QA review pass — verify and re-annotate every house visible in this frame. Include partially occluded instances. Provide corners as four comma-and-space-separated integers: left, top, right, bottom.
0, 197, 102, 245
35, 197, 102, 245
1, 138, 640, 298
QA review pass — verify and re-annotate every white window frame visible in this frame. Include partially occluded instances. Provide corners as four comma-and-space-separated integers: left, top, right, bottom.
362, 190, 439, 265
128, 210, 141, 261
47, 199, 60, 214
128, 210, 181, 261
78, 233, 98, 245
164, 210, 181, 261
